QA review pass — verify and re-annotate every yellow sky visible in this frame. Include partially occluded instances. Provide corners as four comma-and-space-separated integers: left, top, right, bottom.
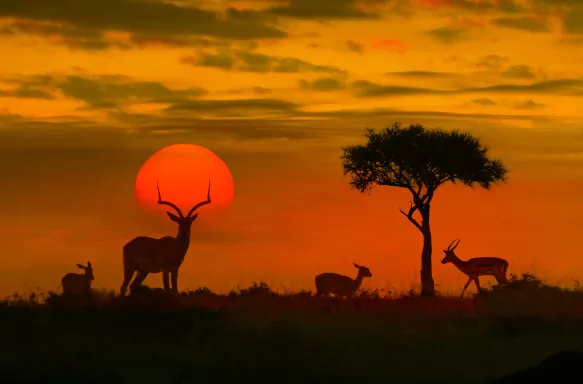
1, 0, 582, 297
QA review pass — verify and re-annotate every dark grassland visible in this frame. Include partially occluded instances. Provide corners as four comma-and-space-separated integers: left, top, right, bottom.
2, 274, 583, 384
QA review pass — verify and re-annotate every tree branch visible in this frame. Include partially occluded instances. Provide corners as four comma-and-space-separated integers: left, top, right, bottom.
399, 201, 423, 232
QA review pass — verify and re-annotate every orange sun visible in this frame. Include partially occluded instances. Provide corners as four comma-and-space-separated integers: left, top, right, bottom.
135, 144, 234, 218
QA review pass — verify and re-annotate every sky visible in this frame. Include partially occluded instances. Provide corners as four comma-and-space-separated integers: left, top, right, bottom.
0, 0, 582, 297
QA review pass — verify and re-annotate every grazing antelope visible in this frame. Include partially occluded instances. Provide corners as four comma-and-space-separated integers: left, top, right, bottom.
120, 180, 211, 296
62, 262, 94, 296
441, 239, 509, 298
314, 263, 373, 298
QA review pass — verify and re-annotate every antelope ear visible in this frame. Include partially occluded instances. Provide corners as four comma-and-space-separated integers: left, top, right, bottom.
77, 264, 85, 269
353, 263, 360, 268
87, 261, 92, 268
167, 212, 180, 222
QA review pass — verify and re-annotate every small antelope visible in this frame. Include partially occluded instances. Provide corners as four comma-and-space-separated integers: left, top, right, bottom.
120, 180, 212, 296
441, 239, 509, 298
62, 261, 94, 296
314, 263, 373, 298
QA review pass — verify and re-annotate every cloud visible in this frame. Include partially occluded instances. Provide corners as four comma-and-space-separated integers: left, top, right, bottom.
493, 15, 550, 32
298, 77, 346, 91
182, 49, 345, 74
385, 71, 459, 78
0, 103, 558, 155
265, 0, 380, 19
0, 85, 55, 100
472, 98, 497, 105
298, 106, 552, 122
471, 97, 546, 109
345, 40, 363, 53
475, 54, 509, 69
351, 77, 583, 97
109, 110, 338, 142
427, 26, 469, 44
350, 79, 446, 97
421, 0, 524, 13
0, 19, 134, 51
0, 0, 287, 49
2, 74, 206, 107
563, 5, 583, 34
466, 78, 583, 94
163, 98, 299, 117
501, 65, 536, 79
252, 86, 272, 95
514, 99, 546, 109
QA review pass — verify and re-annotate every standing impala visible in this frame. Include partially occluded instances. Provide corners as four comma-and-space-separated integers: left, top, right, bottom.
441, 239, 509, 298
120, 180, 211, 296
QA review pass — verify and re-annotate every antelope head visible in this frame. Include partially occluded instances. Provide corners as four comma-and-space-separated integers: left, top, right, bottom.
441, 239, 461, 264
77, 261, 94, 281
157, 179, 212, 237
353, 263, 373, 278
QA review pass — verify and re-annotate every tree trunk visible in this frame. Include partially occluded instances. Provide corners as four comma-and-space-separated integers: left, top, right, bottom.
420, 208, 435, 296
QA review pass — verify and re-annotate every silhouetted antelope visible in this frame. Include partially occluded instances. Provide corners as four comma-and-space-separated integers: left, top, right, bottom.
314, 263, 372, 298
441, 239, 509, 298
120, 180, 211, 296
62, 261, 94, 296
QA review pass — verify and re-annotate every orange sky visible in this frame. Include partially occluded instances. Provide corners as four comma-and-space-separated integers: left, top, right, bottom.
1, 0, 582, 297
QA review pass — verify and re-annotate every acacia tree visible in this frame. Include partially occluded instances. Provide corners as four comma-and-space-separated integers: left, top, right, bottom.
342, 123, 508, 296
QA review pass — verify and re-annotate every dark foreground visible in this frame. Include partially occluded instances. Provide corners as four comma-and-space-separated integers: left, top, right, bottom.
2, 275, 583, 384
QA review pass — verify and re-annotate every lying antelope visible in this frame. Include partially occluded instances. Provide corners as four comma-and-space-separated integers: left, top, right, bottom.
314, 263, 373, 298
62, 261, 94, 295
441, 239, 509, 298
120, 180, 211, 296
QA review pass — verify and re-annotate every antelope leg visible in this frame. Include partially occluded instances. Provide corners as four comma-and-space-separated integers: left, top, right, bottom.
460, 277, 473, 298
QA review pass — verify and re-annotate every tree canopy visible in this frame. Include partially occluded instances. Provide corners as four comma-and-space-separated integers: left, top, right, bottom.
342, 122, 508, 202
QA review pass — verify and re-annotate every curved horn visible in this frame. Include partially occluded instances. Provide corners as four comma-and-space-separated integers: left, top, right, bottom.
446, 239, 457, 251
451, 238, 461, 251
157, 181, 184, 218
186, 179, 212, 218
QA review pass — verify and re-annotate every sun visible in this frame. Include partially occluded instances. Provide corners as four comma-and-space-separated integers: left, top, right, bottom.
135, 144, 234, 218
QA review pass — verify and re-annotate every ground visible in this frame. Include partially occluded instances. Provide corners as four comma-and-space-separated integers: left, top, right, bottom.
1, 275, 582, 383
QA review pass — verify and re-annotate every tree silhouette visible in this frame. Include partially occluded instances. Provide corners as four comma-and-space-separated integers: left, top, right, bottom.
341, 122, 508, 296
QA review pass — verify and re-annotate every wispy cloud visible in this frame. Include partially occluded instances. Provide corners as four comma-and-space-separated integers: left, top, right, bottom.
501, 65, 536, 79
298, 77, 346, 91
265, 0, 381, 19
493, 15, 549, 32
471, 98, 497, 106
351, 78, 583, 97
475, 54, 509, 69
427, 26, 469, 44
2, 74, 206, 108
344, 40, 363, 53
0, 0, 287, 50
182, 49, 345, 74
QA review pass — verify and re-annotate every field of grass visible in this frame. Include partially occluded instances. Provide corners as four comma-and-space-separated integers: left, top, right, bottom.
2, 273, 583, 383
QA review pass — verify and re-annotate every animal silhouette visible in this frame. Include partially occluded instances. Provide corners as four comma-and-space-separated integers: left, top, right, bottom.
314, 263, 372, 298
62, 261, 94, 295
120, 180, 211, 296
441, 239, 509, 298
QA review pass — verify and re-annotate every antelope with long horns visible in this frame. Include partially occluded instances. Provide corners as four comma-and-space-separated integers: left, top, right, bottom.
120, 180, 211, 296
62, 261, 94, 296
441, 239, 509, 298
314, 263, 373, 298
